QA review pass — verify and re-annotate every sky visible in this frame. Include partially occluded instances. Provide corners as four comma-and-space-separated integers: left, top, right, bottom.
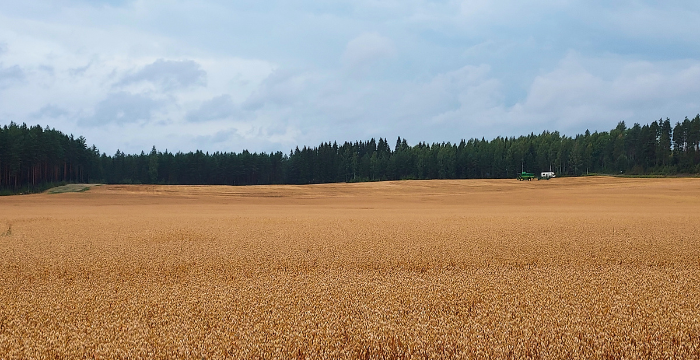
1, 1, 700, 155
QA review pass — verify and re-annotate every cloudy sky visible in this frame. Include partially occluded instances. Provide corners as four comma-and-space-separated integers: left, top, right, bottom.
1, 1, 699, 154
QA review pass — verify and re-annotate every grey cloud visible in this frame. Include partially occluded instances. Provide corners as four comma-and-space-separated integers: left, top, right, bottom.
242, 69, 314, 111
0, 65, 25, 88
32, 104, 69, 119
118, 59, 206, 91
195, 129, 241, 145
79, 92, 162, 126
186, 94, 237, 122
264, 122, 289, 137
39, 65, 55, 76
87, 0, 131, 7
69, 62, 92, 77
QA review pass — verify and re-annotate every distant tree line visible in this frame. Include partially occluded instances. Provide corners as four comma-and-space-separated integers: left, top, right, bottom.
2, 116, 700, 194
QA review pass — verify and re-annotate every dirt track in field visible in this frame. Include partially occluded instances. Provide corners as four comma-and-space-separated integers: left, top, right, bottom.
1, 177, 699, 358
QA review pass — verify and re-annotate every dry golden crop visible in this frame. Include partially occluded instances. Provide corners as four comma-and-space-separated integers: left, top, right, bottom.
1, 177, 699, 359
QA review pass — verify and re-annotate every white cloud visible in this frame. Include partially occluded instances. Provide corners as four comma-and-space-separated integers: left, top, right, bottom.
504, 53, 700, 133
459, 0, 491, 18
341, 32, 396, 74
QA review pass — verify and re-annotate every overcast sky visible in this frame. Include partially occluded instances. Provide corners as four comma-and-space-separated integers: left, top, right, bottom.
1, 1, 700, 154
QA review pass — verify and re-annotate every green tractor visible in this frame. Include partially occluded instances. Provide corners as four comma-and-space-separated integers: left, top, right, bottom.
517, 171, 536, 181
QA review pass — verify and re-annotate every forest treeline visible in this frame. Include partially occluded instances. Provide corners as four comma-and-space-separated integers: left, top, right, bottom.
2, 116, 700, 194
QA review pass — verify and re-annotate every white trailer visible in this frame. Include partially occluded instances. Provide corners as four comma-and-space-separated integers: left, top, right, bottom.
540, 171, 555, 179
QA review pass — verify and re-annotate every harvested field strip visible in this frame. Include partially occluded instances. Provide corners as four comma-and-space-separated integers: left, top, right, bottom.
46, 184, 98, 194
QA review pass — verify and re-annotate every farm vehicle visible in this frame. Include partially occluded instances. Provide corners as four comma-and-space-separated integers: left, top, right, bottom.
517, 172, 536, 181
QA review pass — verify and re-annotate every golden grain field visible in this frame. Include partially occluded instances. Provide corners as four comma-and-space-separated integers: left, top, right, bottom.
1, 177, 699, 359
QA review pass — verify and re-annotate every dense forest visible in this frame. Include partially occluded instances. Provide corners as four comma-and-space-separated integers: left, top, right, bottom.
2, 116, 700, 194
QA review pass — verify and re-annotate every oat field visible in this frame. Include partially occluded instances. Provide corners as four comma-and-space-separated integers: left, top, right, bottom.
1, 177, 699, 359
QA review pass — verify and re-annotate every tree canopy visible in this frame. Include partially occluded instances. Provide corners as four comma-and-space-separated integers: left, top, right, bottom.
2, 116, 700, 194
